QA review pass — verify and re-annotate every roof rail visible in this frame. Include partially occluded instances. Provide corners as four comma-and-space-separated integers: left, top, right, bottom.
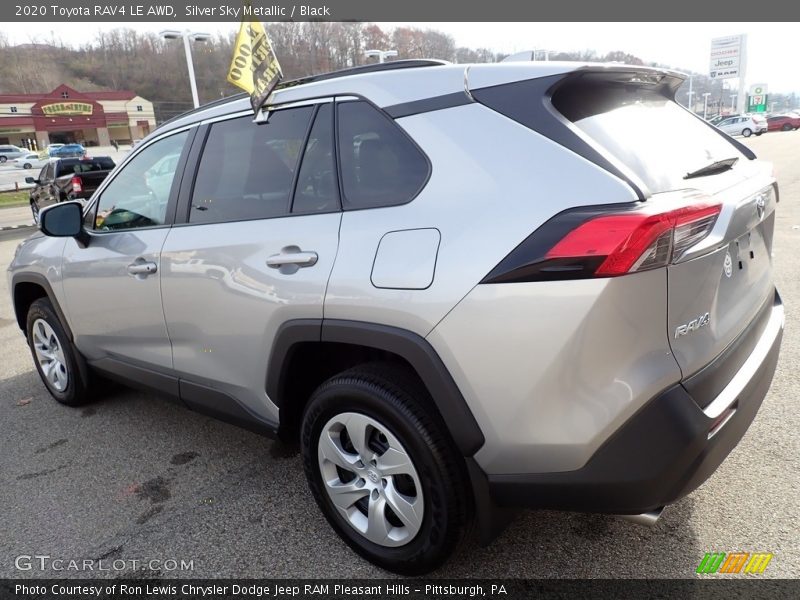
155, 60, 447, 130
277, 59, 449, 90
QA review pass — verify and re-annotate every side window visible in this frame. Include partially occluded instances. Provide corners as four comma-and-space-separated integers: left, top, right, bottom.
337, 100, 429, 209
94, 130, 188, 231
189, 106, 313, 224
292, 103, 338, 214
38, 164, 49, 182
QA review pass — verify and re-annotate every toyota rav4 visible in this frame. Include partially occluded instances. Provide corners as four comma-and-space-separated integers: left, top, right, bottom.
8, 60, 783, 574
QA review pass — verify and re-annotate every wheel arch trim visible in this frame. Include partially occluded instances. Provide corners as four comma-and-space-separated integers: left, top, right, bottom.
11, 272, 73, 341
267, 318, 485, 457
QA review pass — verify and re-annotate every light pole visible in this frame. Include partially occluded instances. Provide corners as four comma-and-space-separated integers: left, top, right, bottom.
365, 49, 398, 63
160, 29, 211, 108
686, 75, 694, 111
729, 93, 737, 113
702, 92, 712, 120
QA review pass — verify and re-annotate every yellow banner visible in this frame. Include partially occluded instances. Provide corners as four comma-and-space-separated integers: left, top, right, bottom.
227, 6, 283, 113
41, 102, 93, 116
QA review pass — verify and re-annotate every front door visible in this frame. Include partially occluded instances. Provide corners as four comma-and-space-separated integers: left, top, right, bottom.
160, 102, 341, 422
61, 128, 192, 369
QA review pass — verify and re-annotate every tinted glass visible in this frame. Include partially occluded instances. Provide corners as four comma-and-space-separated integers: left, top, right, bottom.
94, 130, 188, 231
60, 157, 115, 173
337, 101, 429, 209
190, 107, 313, 224
292, 104, 338, 214
553, 81, 746, 194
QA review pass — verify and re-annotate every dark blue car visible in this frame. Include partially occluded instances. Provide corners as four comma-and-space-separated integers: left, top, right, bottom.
49, 143, 85, 158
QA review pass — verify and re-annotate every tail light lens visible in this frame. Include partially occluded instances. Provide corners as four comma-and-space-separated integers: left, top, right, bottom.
483, 199, 722, 283
70, 176, 83, 193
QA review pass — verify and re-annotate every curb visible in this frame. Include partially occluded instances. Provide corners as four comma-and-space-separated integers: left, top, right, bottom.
0, 224, 36, 240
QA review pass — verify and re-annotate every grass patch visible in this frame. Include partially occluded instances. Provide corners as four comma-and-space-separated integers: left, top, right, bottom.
0, 190, 30, 208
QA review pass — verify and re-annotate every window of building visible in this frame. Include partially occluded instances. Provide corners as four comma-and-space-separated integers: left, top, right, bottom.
189, 106, 313, 224
10, 106, 17, 113
136, 105, 143, 112
336, 100, 429, 210
61, 91, 69, 99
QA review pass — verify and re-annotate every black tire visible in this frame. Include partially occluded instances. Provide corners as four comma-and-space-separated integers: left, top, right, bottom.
755, 131, 763, 136
26, 297, 94, 406
30, 200, 39, 223
0, 156, 6, 163
301, 363, 471, 575
742, 128, 752, 137
782, 123, 792, 132
23, 162, 32, 169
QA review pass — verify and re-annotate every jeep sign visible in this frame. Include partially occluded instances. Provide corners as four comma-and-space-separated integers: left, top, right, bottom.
710, 35, 744, 79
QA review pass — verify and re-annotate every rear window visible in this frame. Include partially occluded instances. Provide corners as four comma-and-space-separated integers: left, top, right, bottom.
552, 77, 745, 193
60, 157, 115, 173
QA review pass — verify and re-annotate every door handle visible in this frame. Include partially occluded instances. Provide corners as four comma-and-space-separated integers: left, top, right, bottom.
266, 247, 318, 274
127, 261, 158, 276
266, 252, 318, 267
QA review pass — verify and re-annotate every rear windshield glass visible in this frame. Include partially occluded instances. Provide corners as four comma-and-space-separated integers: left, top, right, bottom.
552, 79, 745, 193
60, 157, 115, 173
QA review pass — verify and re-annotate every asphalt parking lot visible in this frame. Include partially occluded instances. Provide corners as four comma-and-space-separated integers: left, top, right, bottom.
0, 132, 798, 579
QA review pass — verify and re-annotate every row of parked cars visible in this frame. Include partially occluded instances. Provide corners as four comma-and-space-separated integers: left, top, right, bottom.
709, 111, 800, 137
0, 143, 88, 167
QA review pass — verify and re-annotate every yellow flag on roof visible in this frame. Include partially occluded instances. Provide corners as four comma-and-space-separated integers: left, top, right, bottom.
227, 1, 283, 114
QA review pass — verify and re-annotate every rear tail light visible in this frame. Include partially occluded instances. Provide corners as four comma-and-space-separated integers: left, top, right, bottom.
483, 199, 722, 283
70, 176, 83, 193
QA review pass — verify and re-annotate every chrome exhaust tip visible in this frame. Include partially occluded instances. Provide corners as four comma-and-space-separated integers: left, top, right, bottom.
617, 507, 664, 527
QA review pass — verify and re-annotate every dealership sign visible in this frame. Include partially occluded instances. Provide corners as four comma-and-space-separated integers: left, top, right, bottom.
41, 102, 93, 116
709, 35, 744, 79
748, 84, 769, 113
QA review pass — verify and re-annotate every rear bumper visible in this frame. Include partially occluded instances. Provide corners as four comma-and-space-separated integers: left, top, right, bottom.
487, 291, 784, 514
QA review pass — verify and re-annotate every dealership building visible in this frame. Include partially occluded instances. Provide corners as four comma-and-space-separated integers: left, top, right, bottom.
0, 84, 157, 149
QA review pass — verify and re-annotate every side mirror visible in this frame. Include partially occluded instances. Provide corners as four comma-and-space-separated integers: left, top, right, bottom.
25, 176, 37, 184
39, 201, 84, 239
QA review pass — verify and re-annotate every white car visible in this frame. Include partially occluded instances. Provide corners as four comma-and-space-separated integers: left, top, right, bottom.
716, 114, 767, 137
13, 153, 49, 170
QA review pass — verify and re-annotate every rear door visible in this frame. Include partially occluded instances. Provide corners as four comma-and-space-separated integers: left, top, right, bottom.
160, 100, 341, 423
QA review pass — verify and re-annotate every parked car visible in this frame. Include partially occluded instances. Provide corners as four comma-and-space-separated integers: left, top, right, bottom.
46, 143, 65, 156
707, 114, 736, 125
49, 143, 86, 158
767, 114, 800, 131
13, 152, 49, 170
715, 114, 768, 137
0, 144, 27, 163
8, 61, 783, 574
25, 156, 116, 222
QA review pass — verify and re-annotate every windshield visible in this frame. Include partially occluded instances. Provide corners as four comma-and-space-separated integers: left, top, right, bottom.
553, 81, 745, 193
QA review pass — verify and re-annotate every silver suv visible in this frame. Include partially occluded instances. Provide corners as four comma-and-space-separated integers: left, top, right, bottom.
7, 61, 784, 574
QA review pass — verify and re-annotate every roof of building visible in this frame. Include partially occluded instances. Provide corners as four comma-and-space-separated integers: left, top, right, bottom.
0, 85, 138, 103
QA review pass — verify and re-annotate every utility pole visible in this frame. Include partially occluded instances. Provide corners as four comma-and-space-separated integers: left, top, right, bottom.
687, 76, 694, 111
160, 30, 211, 109
730, 93, 737, 113
703, 92, 712, 120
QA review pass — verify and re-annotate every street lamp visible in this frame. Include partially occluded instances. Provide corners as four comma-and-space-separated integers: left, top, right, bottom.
365, 49, 398, 63
160, 29, 211, 108
702, 92, 712, 120
729, 93, 737, 113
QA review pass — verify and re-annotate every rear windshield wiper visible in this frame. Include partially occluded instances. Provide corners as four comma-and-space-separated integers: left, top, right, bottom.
684, 157, 739, 180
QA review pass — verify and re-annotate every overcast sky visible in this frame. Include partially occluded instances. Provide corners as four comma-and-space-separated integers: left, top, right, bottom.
3, 22, 796, 93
